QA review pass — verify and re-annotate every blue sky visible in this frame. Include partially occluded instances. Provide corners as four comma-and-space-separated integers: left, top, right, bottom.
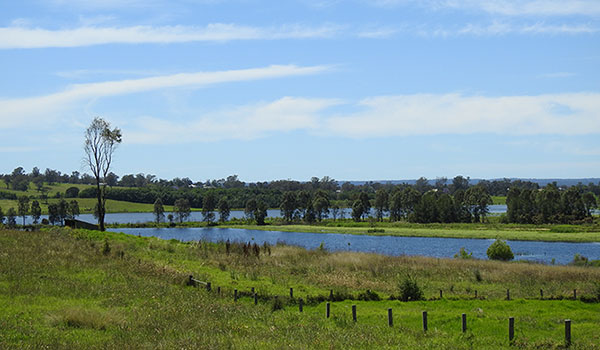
1, 0, 599, 182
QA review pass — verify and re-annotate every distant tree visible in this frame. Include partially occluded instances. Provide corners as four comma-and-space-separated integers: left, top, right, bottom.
58, 199, 69, 225
582, 192, 597, 217
244, 198, 257, 222
331, 204, 340, 221
373, 189, 389, 221
167, 214, 174, 224
389, 190, 402, 222
105, 172, 119, 187
48, 203, 59, 225
153, 198, 165, 224
254, 200, 268, 225
84, 117, 122, 231
464, 185, 492, 223
31, 167, 41, 178
536, 184, 561, 223
280, 191, 297, 222
33, 176, 44, 192
174, 198, 191, 223
6, 208, 17, 227
67, 200, 80, 220
17, 196, 30, 226
358, 192, 371, 219
400, 187, 421, 219
437, 193, 456, 223
313, 190, 330, 221
450, 175, 470, 194
297, 190, 312, 220
218, 197, 230, 223
352, 200, 365, 222
413, 192, 438, 223
65, 186, 80, 198
30, 200, 41, 224
435, 177, 448, 191
202, 193, 216, 224
415, 177, 431, 193
487, 239, 514, 261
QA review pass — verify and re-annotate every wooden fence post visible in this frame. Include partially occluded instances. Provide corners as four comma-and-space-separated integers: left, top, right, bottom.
326, 302, 330, 318
475, 290, 478, 298
439, 289, 443, 299
290, 288, 294, 299
299, 298, 303, 312
565, 319, 571, 347
188, 275, 194, 287
352, 305, 357, 322
206, 282, 211, 292
234, 289, 238, 302
217, 286, 221, 296
329, 290, 334, 301
254, 293, 258, 305
251, 287, 255, 294
509, 317, 515, 343
462, 313, 467, 333
573, 289, 577, 300
540, 289, 543, 299
422, 311, 428, 332
506, 289, 510, 300
388, 308, 393, 327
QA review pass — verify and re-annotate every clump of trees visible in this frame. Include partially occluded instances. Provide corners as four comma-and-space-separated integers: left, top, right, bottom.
506, 184, 597, 224
486, 239, 514, 261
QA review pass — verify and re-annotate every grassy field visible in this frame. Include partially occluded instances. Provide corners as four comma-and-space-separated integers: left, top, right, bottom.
0, 198, 174, 214
1, 227, 599, 349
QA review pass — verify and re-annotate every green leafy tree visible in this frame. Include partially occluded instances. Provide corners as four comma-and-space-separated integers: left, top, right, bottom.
437, 193, 456, 223
30, 200, 41, 224
6, 208, 17, 227
400, 187, 421, 219
58, 199, 69, 225
65, 186, 80, 198
67, 200, 80, 220
174, 198, 191, 223
48, 203, 59, 225
244, 198, 257, 222
465, 185, 492, 223
84, 117, 122, 231
153, 198, 165, 224
486, 239, 514, 261
373, 189, 389, 221
312, 190, 330, 221
280, 191, 297, 222
218, 197, 230, 223
359, 192, 371, 220
351, 200, 364, 222
389, 189, 403, 222
582, 192, 597, 217
17, 196, 30, 226
297, 190, 312, 220
202, 193, 216, 224
331, 204, 340, 221
254, 200, 268, 225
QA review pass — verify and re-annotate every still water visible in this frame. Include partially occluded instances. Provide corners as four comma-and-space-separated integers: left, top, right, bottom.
108, 226, 599, 265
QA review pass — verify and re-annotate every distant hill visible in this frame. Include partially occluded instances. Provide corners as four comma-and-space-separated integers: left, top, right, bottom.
341, 178, 600, 187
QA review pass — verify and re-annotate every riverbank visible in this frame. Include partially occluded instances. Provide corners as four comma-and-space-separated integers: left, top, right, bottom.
216, 220, 600, 243
2, 227, 600, 349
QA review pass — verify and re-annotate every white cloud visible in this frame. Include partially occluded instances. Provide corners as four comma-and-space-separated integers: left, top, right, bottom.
126, 97, 342, 143
325, 93, 600, 137
123, 92, 600, 144
0, 65, 331, 128
424, 21, 598, 36
0, 23, 342, 49
371, 0, 600, 16
537, 72, 576, 79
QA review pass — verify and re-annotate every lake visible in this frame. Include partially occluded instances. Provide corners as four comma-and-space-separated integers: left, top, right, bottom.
108, 226, 599, 265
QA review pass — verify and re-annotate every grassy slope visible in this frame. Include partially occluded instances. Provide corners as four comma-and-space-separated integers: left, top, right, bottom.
2, 227, 599, 349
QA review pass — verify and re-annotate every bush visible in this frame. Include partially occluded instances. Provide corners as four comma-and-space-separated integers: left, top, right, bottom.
486, 239, 514, 261
454, 247, 473, 259
398, 276, 424, 301
357, 289, 381, 301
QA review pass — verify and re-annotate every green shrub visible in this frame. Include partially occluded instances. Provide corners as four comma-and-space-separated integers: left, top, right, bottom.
357, 289, 381, 301
454, 247, 473, 259
486, 239, 514, 261
398, 276, 424, 301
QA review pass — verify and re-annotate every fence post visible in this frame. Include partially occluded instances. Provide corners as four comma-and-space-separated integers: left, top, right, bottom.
352, 305, 357, 322
329, 290, 334, 301
475, 290, 478, 298
234, 289, 238, 302
462, 313, 467, 333
188, 275, 194, 287
573, 289, 577, 300
217, 286, 221, 296
251, 287, 255, 294
206, 282, 211, 292
254, 293, 258, 305
388, 308, 393, 327
439, 289, 443, 299
299, 298, 303, 312
290, 288, 294, 299
422, 311, 428, 332
506, 289, 510, 300
509, 317, 515, 343
565, 319, 571, 347
326, 302, 330, 318
540, 289, 543, 299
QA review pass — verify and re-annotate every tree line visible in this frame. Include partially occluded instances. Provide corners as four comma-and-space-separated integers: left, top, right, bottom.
0, 197, 80, 228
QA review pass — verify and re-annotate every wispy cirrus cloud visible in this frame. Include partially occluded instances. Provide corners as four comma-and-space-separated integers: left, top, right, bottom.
371, 0, 600, 16
123, 92, 600, 144
0, 64, 331, 128
0, 23, 342, 49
